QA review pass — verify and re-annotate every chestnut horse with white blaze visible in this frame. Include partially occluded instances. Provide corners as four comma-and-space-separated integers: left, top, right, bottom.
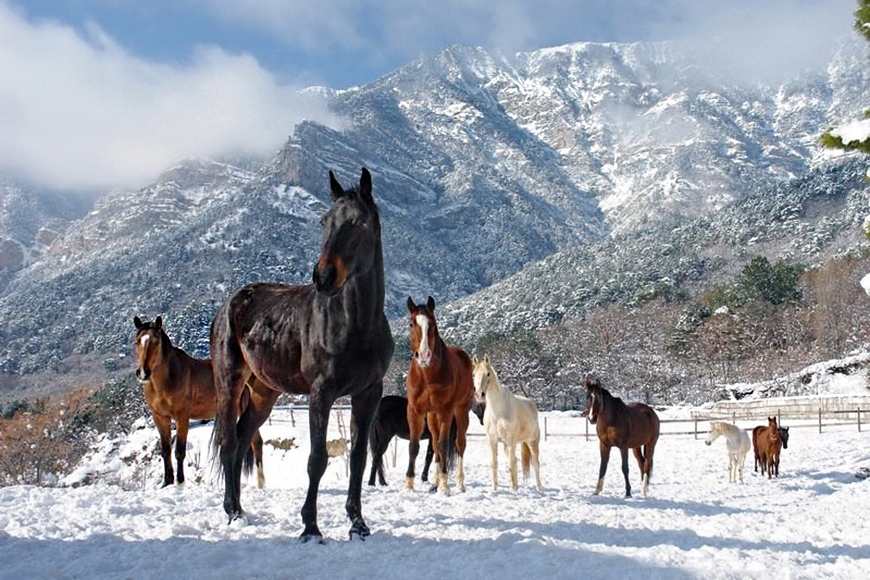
405, 296, 473, 495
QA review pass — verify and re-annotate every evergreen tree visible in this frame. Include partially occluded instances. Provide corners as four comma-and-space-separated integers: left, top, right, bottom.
821, 1, 870, 153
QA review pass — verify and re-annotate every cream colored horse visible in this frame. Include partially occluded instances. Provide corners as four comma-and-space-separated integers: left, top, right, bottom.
705, 421, 751, 484
472, 355, 542, 491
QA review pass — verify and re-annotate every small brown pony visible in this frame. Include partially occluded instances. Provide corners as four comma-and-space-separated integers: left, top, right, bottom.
134, 316, 265, 488
584, 378, 660, 497
752, 417, 784, 478
405, 296, 474, 495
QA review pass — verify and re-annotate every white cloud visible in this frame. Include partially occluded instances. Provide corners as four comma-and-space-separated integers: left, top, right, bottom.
0, 3, 341, 193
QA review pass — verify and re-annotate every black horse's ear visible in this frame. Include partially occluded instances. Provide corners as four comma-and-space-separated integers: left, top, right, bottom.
329, 170, 345, 200
426, 296, 435, 312
407, 296, 416, 313
134, 316, 143, 329
359, 167, 373, 206
155, 316, 163, 331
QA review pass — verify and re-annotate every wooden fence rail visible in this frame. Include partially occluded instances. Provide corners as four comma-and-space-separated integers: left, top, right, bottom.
539, 407, 870, 442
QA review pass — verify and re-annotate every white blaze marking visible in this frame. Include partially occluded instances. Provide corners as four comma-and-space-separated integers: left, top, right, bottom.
415, 314, 430, 359
139, 334, 150, 347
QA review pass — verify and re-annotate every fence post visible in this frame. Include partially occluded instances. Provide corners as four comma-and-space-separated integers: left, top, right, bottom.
859, 407, 862, 433
818, 407, 822, 434
585, 417, 589, 442
544, 416, 548, 442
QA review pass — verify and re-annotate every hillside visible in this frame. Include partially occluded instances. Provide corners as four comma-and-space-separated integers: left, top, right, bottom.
2, 38, 870, 401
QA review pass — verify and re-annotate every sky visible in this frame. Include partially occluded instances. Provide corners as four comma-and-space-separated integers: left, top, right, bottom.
1, 403, 869, 578
0, 0, 859, 194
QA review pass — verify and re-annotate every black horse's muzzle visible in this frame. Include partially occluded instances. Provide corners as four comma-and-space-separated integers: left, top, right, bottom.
313, 256, 346, 296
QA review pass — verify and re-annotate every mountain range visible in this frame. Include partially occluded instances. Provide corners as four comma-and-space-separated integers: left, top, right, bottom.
2, 38, 870, 401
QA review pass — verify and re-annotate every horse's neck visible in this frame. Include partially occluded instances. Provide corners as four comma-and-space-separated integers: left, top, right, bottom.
318, 250, 386, 338
600, 390, 624, 420
484, 373, 507, 406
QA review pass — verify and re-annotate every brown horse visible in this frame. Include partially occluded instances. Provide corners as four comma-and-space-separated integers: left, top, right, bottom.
583, 378, 659, 497
405, 296, 473, 495
133, 316, 264, 488
753, 423, 789, 475
752, 417, 783, 478
210, 168, 394, 542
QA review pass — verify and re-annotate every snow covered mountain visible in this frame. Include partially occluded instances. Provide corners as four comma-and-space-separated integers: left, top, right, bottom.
2, 38, 870, 398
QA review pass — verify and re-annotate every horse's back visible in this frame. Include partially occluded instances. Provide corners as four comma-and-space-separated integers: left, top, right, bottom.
625, 402, 660, 445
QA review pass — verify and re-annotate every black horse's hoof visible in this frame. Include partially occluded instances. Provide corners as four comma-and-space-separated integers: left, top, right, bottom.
300, 523, 324, 544
349, 517, 371, 541
226, 510, 244, 525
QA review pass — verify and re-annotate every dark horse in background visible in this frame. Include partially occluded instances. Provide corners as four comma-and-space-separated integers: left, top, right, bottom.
584, 378, 660, 497
133, 316, 264, 488
210, 168, 394, 542
367, 395, 485, 487
405, 296, 474, 495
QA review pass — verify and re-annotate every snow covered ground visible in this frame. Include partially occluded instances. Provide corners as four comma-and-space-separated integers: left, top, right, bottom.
1, 406, 869, 579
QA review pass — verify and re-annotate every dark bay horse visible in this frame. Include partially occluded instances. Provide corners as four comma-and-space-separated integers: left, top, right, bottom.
210, 168, 394, 542
405, 296, 474, 495
584, 378, 660, 497
752, 417, 784, 478
133, 316, 265, 488
367, 395, 484, 486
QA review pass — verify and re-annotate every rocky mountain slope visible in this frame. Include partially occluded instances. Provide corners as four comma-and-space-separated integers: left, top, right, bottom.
2, 38, 870, 400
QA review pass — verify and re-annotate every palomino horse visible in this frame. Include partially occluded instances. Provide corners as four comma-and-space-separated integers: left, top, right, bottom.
584, 378, 660, 497
210, 168, 394, 542
705, 422, 750, 484
472, 354, 542, 491
133, 316, 265, 488
367, 395, 485, 486
752, 417, 784, 478
405, 296, 474, 495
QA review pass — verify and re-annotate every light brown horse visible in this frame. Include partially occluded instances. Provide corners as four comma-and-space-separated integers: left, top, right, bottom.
134, 316, 265, 488
584, 378, 659, 497
405, 296, 473, 495
752, 417, 783, 478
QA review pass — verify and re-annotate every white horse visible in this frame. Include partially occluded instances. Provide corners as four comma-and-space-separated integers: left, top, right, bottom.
705, 422, 751, 484
472, 354, 542, 491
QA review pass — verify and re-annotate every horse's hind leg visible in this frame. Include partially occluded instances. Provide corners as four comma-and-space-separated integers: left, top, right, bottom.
251, 429, 265, 489
153, 413, 174, 487
507, 442, 519, 490
453, 407, 470, 493
422, 438, 435, 483
346, 383, 382, 540
174, 416, 190, 485
620, 447, 632, 497
527, 440, 542, 491
404, 408, 425, 490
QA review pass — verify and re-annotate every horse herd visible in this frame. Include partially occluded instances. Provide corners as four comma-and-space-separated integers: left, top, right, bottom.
131, 168, 789, 543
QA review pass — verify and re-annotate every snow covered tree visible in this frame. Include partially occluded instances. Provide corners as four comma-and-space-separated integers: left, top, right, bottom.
820, 0, 870, 154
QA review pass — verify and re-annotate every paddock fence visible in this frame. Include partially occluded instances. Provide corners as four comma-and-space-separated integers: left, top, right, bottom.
265, 396, 870, 443
537, 395, 870, 442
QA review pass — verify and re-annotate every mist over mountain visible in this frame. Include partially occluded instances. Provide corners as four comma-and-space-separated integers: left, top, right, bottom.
1, 38, 869, 401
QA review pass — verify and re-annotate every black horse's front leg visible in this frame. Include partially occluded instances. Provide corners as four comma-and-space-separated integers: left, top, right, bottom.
620, 447, 632, 497
300, 391, 331, 542
346, 384, 381, 540
593, 443, 610, 495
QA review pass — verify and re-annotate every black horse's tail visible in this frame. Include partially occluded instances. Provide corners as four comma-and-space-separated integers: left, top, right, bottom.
444, 418, 458, 472
209, 417, 226, 484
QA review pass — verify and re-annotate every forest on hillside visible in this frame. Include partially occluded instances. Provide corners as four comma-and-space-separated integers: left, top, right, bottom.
382, 251, 870, 408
